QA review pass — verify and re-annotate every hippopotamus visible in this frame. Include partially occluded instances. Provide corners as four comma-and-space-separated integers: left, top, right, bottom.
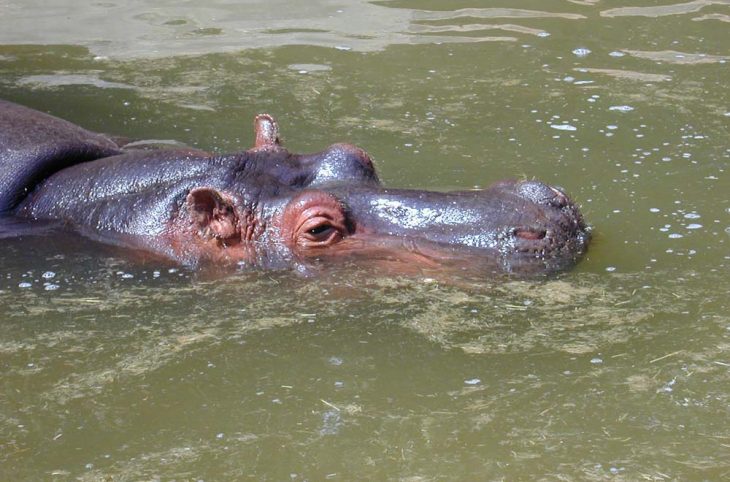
0, 99, 590, 276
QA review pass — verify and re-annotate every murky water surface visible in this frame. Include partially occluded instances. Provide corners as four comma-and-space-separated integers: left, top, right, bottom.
1, 1, 728, 479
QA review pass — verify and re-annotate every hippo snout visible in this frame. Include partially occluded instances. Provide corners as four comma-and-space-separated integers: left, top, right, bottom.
490, 180, 590, 260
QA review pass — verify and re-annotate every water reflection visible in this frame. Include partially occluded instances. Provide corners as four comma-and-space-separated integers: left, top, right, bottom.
1, 258, 727, 479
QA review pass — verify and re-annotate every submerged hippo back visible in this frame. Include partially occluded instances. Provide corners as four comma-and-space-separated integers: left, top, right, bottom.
17, 149, 230, 237
0, 99, 122, 213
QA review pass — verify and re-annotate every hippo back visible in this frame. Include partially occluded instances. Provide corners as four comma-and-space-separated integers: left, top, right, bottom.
0, 99, 122, 213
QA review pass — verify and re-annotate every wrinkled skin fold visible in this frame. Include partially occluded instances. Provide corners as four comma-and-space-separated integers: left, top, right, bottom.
0, 99, 590, 276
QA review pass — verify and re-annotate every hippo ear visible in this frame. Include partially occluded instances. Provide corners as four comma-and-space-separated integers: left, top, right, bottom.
253, 114, 281, 149
186, 188, 239, 240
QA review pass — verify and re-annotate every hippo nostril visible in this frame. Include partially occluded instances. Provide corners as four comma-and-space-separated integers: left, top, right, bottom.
513, 227, 547, 241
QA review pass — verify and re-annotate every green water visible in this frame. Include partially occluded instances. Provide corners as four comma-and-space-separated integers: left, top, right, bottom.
1, 1, 728, 479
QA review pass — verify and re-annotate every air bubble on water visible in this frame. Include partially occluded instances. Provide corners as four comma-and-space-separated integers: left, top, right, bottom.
609, 105, 634, 112
607, 125, 618, 130
563, 76, 575, 82
650, 208, 660, 213
18, 282, 31, 288
684, 212, 700, 219
44, 283, 59, 291
609, 51, 625, 57
572, 47, 591, 57
216, 433, 225, 439
658, 378, 676, 393
334, 45, 351, 51
464, 378, 481, 385
605, 266, 616, 272
590, 358, 603, 364
537, 31, 550, 38
42, 271, 55, 279
669, 233, 683, 239
551, 124, 577, 131
686, 224, 702, 229
329, 356, 343, 366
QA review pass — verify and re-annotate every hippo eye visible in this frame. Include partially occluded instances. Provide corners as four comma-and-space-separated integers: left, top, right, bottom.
282, 190, 349, 251
300, 217, 343, 246
308, 224, 335, 238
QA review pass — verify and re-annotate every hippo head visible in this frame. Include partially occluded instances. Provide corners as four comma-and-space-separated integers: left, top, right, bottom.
164, 115, 590, 275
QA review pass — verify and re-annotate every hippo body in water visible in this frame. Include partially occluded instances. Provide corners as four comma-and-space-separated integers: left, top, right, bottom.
0, 99, 590, 275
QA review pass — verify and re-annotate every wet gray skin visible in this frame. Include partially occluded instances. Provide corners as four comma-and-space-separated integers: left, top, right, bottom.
3, 100, 589, 275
